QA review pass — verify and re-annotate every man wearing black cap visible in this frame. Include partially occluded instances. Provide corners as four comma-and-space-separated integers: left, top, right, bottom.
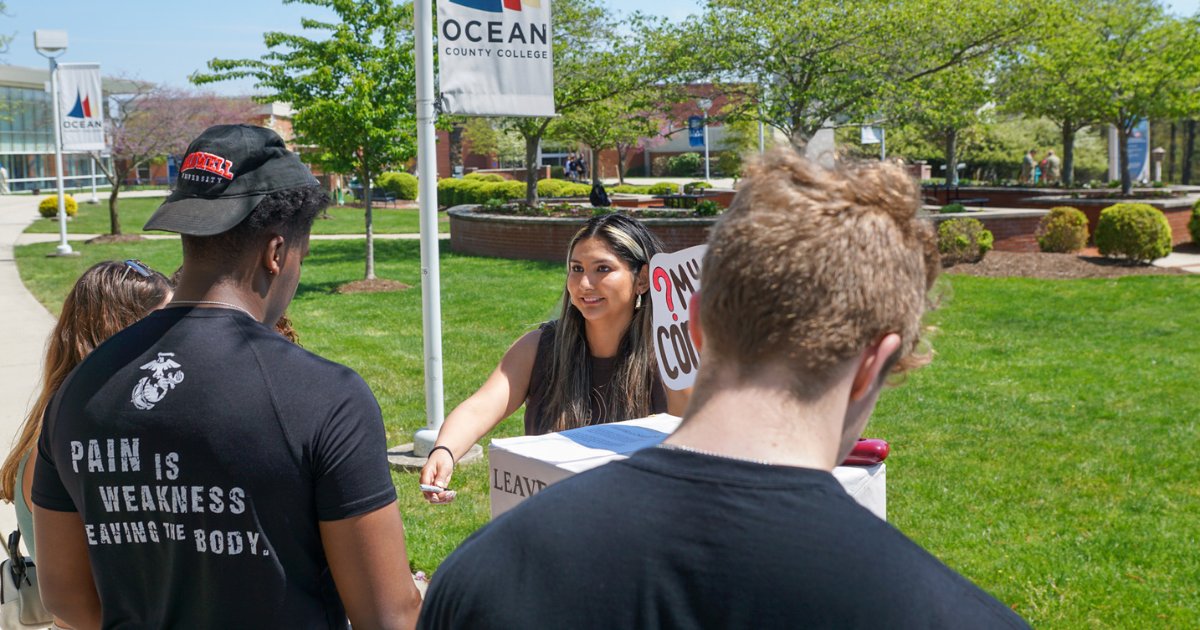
33, 125, 422, 629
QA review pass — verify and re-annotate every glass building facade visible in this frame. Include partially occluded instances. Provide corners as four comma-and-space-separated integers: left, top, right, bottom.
0, 67, 112, 193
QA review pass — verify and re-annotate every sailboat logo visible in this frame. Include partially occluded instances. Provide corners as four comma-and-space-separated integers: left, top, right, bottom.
66, 90, 94, 119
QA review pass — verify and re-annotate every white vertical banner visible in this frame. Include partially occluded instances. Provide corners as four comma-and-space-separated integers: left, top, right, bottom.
649, 245, 706, 391
57, 63, 106, 151
437, 0, 555, 116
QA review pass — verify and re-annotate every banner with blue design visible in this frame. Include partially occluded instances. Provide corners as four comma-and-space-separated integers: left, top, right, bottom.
1127, 119, 1150, 183
688, 116, 704, 147
437, 0, 555, 116
57, 63, 106, 152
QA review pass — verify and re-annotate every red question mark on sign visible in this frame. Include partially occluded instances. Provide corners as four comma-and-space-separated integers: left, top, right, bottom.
652, 267, 677, 321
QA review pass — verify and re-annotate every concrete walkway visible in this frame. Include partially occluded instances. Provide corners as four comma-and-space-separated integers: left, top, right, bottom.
1153, 250, 1200, 273
0, 194, 56, 536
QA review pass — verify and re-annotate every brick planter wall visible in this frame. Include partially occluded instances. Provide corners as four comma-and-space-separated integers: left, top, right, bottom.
448, 207, 717, 262
929, 210, 1048, 253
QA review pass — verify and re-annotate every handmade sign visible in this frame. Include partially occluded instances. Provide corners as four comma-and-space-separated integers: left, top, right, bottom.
648, 244, 706, 391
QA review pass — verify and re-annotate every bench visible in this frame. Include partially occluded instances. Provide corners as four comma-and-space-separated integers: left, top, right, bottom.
349, 187, 398, 207
923, 184, 989, 208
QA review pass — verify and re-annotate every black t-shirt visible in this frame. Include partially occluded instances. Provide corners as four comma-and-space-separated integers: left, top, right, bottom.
34, 307, 397, 629
420, 447, 1030, 629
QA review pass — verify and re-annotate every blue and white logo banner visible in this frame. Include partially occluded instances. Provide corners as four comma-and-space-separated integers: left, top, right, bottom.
688, 116, 704, 147
437, 0, 555, 116
57, 63, 106, 152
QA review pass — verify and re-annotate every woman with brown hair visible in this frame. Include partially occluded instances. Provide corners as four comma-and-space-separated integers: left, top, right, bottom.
0, 260, 172, 561
420, 213, 690, 503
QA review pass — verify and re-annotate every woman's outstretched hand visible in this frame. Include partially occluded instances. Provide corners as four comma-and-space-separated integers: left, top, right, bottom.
420, 448, 458, 504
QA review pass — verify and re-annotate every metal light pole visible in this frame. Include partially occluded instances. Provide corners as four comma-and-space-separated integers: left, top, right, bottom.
698, 98, 712, 182
89, 152, 98, 203
411, 0, 446, 457
35, 30, 75, 257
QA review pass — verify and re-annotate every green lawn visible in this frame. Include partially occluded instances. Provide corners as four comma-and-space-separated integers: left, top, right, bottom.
23, 196, 446, 235
14, 239, 1200, 628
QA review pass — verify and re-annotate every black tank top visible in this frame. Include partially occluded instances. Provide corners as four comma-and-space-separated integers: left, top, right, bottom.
523, 321, 668, 435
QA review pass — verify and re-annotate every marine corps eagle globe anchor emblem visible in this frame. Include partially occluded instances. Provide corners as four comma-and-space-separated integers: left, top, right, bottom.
131, 352, 185, 410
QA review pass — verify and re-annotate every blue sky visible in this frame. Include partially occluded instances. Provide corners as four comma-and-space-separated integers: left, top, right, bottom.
4, 0, 1198, 95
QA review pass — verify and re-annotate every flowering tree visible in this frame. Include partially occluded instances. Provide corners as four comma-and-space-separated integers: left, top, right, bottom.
94, 87, 258, 235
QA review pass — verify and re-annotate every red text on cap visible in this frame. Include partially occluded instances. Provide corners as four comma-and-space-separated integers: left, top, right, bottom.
181, 151, 234, 180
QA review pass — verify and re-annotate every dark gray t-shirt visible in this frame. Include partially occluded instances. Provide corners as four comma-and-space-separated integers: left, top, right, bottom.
420, 447, 1030, 630
34, 307, 396, 629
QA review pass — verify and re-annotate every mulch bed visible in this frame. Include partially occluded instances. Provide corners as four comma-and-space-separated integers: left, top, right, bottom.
336, 279, 411, 294
945, 250, 1188, 279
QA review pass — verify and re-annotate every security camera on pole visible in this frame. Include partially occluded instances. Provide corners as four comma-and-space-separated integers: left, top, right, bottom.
698, 98, 712, 182
34, 29, 78, 257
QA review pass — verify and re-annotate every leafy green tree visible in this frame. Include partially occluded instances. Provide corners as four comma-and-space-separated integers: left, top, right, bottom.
1081, 0, 1200, 194
500, 4, 676, 203
899, 60, 993, 186
461, 117, 499, 164
194, 0, 416, 281
997, 1, 1122, 187
686, 0, 1041, 148
550, 90, 667, 185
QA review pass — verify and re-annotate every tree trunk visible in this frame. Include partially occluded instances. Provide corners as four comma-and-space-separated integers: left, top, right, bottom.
108, 183, 122, 235
449, 123, 464, 176
364, 176, 376, 281
944, 130, 959, 187
1119, 124, 1132, 196
616, 144, 627, 185
1168, 122, 1177, 184
1062, 124, 1076, 188
524, 134, 540, 206
1183, 120, 1195, 185
590, 147, 601, 187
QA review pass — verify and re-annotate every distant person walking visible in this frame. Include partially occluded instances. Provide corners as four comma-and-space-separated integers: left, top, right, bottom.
1019, 149, 1036, 185
565, 154, 578, 182
574, 154, 588, 183
1044, 150, 1062, 185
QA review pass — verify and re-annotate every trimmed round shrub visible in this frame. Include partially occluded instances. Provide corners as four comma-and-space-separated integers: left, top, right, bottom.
1094, 202, 1171, 263
666, 153, 703, 177
683, 181, 712, 194
39, 194, 78, 218
694, 199, 722, 216
648, 182, 678, 195
1037, 206, 1089, 253
1189, 198, 1200, 244
465, 172, 506, 182
939, 202, 966, 214
377, 172, 418, 200
937, 218, 994, 265
610, 184, 652, 194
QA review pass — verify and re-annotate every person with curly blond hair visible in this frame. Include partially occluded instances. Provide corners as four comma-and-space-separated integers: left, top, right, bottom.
420, 149, 1029, 629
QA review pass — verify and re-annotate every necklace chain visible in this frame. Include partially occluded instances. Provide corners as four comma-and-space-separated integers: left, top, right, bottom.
656, 442, 772, 466
169, 300, 257, 320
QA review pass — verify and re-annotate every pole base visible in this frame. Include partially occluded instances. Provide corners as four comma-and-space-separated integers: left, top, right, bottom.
48, 244, 79, 257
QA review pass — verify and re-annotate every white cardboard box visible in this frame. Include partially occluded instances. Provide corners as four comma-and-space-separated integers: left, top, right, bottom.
489, 414, 886, 520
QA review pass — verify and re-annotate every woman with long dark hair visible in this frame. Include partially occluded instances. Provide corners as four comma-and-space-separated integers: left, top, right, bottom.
1, 260, 171, 561
420, 214, 689, 502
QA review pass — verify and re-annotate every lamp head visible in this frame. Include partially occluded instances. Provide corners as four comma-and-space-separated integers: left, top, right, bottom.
34, 30, 68, 57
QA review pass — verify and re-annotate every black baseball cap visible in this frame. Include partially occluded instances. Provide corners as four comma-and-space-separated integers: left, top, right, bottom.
144, 124, 319, 236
